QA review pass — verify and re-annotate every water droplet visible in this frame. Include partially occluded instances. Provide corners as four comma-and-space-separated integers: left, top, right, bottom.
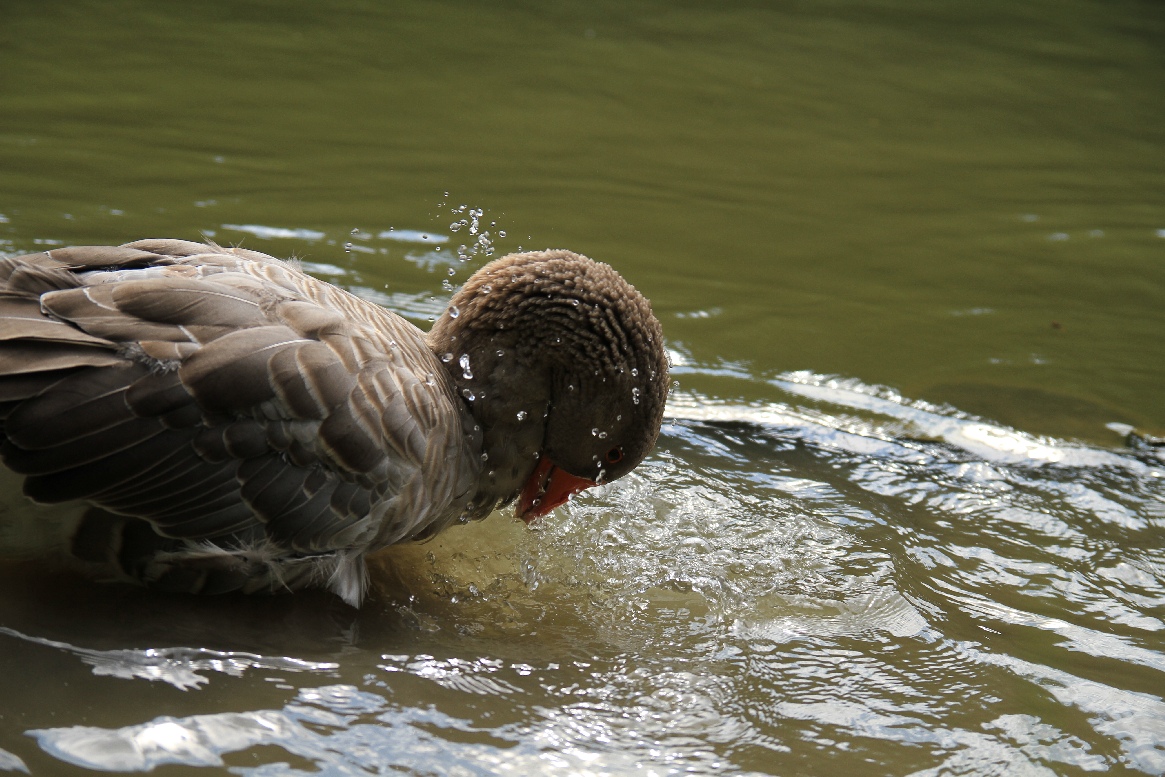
568, 383, 575, 391
441, 352, 453, 363
462, 388, 475, 401
481, 452, 489, 462
344, 242, 353, 252
482, 284, 492, 293
459, 353, 473, 379
616, 414, 622, 421
496, 348, 504, 357
499, 230, 507, 237
425, 372, 435, 385
447, 267, 456, 276
591, 427, 599, 436
632, 387, 641, 405
631, 368, 638, 377
449, 305, 460, 319
598, 431, 607, 439
516, 410, 528, 421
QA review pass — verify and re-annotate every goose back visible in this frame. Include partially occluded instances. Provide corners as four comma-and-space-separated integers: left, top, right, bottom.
0, 239, 480, 604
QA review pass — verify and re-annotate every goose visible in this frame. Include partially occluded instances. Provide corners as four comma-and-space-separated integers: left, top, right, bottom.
0, 239, 667, 606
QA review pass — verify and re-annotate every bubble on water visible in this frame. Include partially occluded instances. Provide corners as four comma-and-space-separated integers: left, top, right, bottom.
499, 230, 507, 237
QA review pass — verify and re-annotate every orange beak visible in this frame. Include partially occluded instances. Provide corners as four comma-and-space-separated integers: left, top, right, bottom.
516, 456, 597, 523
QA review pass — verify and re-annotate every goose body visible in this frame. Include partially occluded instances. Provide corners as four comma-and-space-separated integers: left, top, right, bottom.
0, 239, 667, 605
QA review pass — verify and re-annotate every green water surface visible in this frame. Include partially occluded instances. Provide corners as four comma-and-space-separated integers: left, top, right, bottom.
1, 1, 1164, 775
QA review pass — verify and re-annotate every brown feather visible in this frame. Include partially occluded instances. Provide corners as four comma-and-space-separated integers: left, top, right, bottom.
0, 239, 667, 608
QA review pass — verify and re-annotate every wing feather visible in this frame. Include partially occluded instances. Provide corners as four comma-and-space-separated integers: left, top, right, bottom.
0, 240, 478, 603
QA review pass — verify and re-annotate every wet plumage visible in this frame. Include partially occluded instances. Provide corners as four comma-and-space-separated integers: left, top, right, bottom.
0, 239, 667, 605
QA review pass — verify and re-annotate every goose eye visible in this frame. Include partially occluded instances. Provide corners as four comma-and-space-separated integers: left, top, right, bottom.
605, 447, 623, 464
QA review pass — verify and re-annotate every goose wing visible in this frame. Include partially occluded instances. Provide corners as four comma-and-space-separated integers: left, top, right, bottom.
0, 240, 476, 559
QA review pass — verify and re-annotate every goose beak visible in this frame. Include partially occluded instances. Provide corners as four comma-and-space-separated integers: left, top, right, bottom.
516, 456, 597, 523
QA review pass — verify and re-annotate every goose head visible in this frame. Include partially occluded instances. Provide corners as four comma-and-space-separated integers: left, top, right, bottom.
427, 249, 668, 522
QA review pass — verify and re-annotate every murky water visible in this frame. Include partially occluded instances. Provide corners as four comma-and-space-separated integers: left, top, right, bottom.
2, 1, 1163, 774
